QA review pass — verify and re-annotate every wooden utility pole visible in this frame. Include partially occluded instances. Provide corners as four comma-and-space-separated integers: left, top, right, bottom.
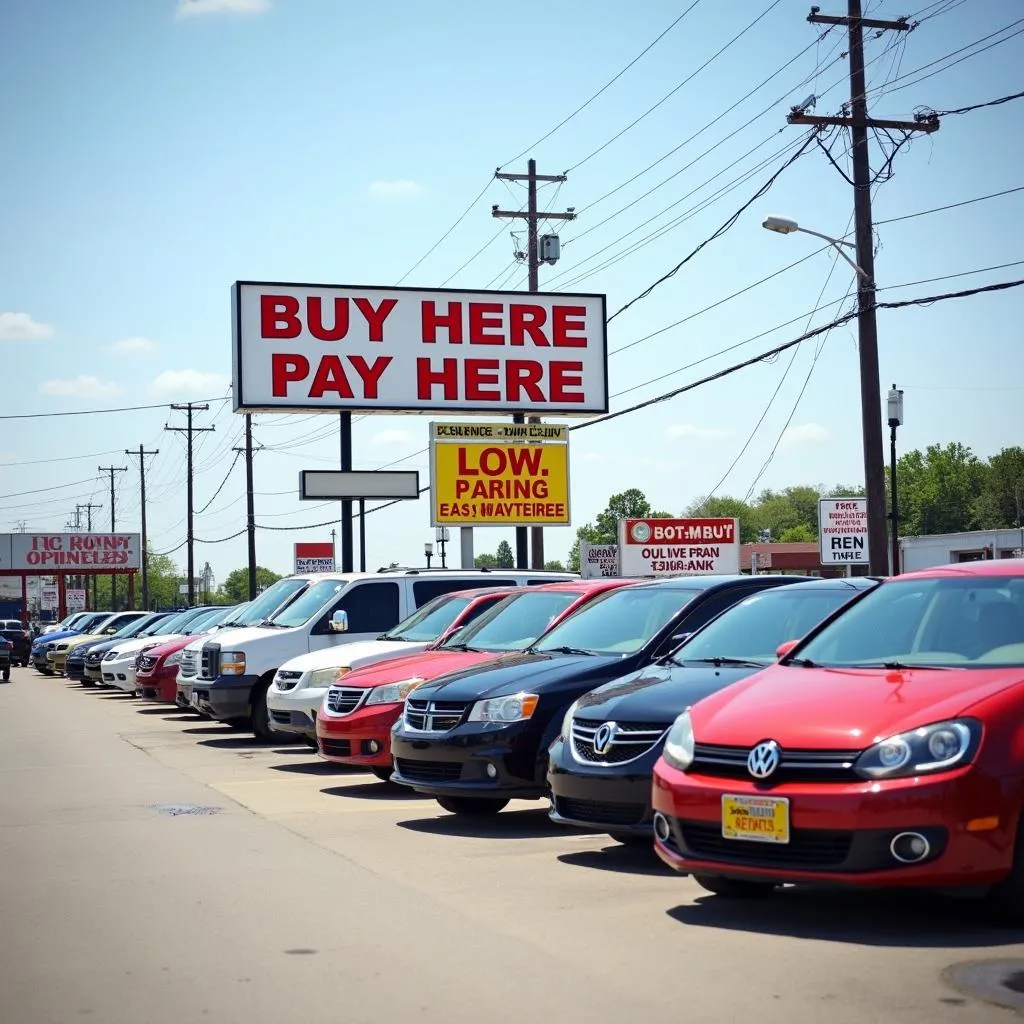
492, 159, 576, 570
98, 465, 127, 608
233, 415, 258, 600
788, 2, 938, 576
126, 445, 159, 609
77, 503, 102, 609
166, 403, 215, 606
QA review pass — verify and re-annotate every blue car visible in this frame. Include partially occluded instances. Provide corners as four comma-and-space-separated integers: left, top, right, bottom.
31, 611, 112, 673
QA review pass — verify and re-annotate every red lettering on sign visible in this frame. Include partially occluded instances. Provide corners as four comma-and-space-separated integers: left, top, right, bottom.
354, 298, 396, 342
468, 303, 505, 345
308, 356, 354, 399
509, 305, 547, 347
421, 301, 463, 345
457, 448, 478, 476
550, 361, 584, 403
416, 357, 459, 400
465, 359, 500, 401
307, 296, 350, 341
507, 446, 542, 475
505, 360, 545, 403
552, 305, 587, 348
348, 356, 392, 399
271, 354, 310, 396
262, 295, 301, 339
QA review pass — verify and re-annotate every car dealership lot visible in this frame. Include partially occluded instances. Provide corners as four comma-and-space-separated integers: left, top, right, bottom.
2, 666, 1022, 1024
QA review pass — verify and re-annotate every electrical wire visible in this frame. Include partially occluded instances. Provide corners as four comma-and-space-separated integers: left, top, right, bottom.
196, 451, 242, 515
926, 89, 1024, 118
0, 396, 229, 421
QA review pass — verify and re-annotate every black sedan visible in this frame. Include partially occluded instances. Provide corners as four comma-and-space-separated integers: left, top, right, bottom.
390, 574, 813, 816
547, 575, 879, 842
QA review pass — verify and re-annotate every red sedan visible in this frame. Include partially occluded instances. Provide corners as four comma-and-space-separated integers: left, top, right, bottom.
652, 559, 1024, 915
316, 579, 633, 779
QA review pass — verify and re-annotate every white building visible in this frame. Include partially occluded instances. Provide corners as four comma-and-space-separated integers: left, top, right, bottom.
901, 529, 1024, 573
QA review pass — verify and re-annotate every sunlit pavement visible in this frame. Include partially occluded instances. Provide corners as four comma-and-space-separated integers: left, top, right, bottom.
1, 665, 1021, 1023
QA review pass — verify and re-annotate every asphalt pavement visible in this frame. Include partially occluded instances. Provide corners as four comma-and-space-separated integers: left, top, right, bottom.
2, 666, 1022, 1023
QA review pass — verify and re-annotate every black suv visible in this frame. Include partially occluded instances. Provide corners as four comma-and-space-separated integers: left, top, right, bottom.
0, 619, 32, 667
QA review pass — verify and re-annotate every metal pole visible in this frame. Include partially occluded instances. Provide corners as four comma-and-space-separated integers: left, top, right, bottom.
358, 500, 366, 572
245, 414, 257, 599
339, 412, 354, 572
526, 157, 544, 571
460, 526, 474, 569
186, 404, 195, 606
889, 424, 900, 575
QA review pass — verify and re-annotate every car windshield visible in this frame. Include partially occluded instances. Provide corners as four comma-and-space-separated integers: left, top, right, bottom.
138, 615, 173, 636
383, 595, 471, 642
108, 614, 161, 640
72, 614, 109, 633
150, 608, 208, 636
674, 584, 868, 666
230, 579, 309, 626
182, 608, 225, 634
440, 590, 579, 652
534, 586, 699, 657
268, 580, 346, 628
795, 574, 1024, 669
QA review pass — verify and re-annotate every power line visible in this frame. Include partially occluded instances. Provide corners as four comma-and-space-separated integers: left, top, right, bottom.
927, 89, 1024, 118
196, 450, 242, 515
876, 184, 1024, 225
0, 396, 229, 421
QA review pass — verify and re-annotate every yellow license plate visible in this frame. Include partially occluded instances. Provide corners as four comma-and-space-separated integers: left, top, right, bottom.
721, 794, 790, 844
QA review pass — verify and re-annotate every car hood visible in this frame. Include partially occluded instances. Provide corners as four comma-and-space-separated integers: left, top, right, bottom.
574, 661, 765, 724
108, 634, 186, 657
279, 639, 423, 676
141, 635, 196, 659
35, 630, 79, 646
415, 651, 632, 702
72, 637, 120, 656
83, 637, 129, 656
58, 633, 105, 649
203, 625, 284, 649
689, 662, 1024, 747
340, 649, 507, 688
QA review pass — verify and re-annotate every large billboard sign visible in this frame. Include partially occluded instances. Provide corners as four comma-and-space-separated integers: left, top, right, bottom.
618, 518, 740, 577
0, 533, 141, 573
429, 421, 570, 527
818, 497, 868, 564
231, 282, 607, 415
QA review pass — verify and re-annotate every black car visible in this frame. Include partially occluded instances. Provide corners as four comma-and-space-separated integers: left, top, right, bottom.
0, 619, 31, 667
0, 636, 11, 680
67, 612, 174, 685
547, 576, 880, 842
390, 574, 814, 816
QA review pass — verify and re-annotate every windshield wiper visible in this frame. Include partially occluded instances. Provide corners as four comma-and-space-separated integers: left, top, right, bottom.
684, 657, 766, 668
442, 642, 482, 653
861, 660, 953, 671
787, 657, 819, 668
542, 645, 595, 657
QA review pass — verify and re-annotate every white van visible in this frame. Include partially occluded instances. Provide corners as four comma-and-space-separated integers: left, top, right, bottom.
182, 568, 575, 739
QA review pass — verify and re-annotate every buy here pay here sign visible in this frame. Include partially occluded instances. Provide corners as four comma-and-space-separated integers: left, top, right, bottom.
430, 422, 570, 527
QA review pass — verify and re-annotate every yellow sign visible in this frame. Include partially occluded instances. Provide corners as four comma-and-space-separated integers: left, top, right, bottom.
430, 422, 570, 527
721, 794, 790, 844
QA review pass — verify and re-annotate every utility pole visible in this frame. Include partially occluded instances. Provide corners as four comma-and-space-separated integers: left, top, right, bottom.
126, 445, 158, 609
98, 465, 127, 609
492, 158, 576, 570
788, 2, 938, 575
233, 414, 257, 599
77, 503, 102, 609
166, 403, 215, 606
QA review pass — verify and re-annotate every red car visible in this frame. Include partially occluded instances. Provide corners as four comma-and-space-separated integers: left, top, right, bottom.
652, 559, 1024, 914
316, 579, 633, 779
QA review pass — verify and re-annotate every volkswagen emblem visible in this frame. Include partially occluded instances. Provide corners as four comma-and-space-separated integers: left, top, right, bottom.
592, 722, 618, 756
747, 740, 781, 779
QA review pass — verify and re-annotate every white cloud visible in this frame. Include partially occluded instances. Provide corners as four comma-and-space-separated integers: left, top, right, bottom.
0, 312, 53, 341
39, 376, 124, 399
781, 422, 833, 446
175, 0, 269, 17
105, 336, 158, 356
665, 423, 733, 441
367, 180, 423, 200
371, 427, 412, 446
149, 369, 229, 398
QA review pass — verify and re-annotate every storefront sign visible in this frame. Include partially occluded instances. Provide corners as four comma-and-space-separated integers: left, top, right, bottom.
294, 542, 336, 575
41, 585, 58, 610
66, 588, 86, 611
232, 282, 608, 415
579, 542, 619, 578
618, 518, 740, 576
818, 498, 868, 564
0, 533, 141, 572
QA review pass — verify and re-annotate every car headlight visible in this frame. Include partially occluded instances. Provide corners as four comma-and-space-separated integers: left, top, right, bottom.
365, 677, 425, 706
467, 692, 539, 723
854, 719, 981, 779
662, 711, 695, 771
220, 651, 246, 675
166, 651, 183, 667
560, 699, 580, 739
309, 667, 342, 688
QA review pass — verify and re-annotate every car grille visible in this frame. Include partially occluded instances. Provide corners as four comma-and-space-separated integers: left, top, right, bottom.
270, 710, 292, 725
395, 758, 462, 782
404, 698, 468, 732
689, 743, 862, 783
555, 796, 647, 827
67, 654, 85, 667
325, 687, 368, 715
678, 819, 853, 868
320, 739, 352, 757
276, 669, 302, 692
179, 648, 198, 678
200, 644, 220, 680
571, 718, 668, 765
137, 655, 158, 672
86, 653, 104, 666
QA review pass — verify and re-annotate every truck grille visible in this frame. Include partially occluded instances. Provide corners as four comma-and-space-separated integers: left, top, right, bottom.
275, 669, 302, 692
690, 743, 862, 784
395, 758, 462, 782
404, 698, 467, 733
325, 687, 367, 715
199, 643, 220, 681
179, 648, 198, 678
571, 718, 668, 765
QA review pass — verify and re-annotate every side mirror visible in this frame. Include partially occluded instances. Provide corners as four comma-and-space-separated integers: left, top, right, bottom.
329, 610, 349, 633
104, 626, 118, 634
775, 639, 798, 659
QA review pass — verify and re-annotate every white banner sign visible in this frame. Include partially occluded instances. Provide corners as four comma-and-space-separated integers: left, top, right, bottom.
232, 282, 608, 415
41, 585, 58, 610
580, 542, 619, 578
66, 588, 86, 611
618, 518, 740, 577
818, 498, 868, 564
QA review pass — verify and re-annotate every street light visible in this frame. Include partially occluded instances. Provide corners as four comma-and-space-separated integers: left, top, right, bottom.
762, 216, 871, 282
887, 385, 904, 575
424, 542, 434, 569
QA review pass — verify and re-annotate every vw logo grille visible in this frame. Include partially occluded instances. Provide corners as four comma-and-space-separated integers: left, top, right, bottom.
746, 740, 781, 779
592, 722, 618, 756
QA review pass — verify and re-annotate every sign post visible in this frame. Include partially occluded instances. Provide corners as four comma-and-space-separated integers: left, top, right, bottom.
618, 518, 740, 577
818, 498, 869, 568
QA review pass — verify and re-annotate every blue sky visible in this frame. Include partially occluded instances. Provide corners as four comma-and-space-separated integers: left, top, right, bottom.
1, 0, 1022, 583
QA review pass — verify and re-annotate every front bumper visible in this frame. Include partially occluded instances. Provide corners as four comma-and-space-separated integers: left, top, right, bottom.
547, 735, 660, 835
84, 663, 104, 682
189, 674, 256, 722
65, 658, 87, 680
316, 703, 400, 766
101, 656, 137, 690
651, 760, 1020, 888
48, 652, 69, 673
137, 666, 179, 703
267, 685, 327, 738
390, 719, 547, 800
32, 652, 52, 672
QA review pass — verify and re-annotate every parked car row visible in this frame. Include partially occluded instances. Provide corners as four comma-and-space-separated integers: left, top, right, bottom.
35, 560, 1024, 918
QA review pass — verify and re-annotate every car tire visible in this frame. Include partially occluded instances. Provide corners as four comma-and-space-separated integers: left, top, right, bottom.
608, 833, 651, 847
79, 678, 95, 688
251, 687, 274, 742
372, 767, 395, 783
692, 874, 777, 898
436, 796, 510, 816
2, 669, 9, 682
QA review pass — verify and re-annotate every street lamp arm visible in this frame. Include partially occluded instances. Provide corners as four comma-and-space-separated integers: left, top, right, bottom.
794, 226, 871, 281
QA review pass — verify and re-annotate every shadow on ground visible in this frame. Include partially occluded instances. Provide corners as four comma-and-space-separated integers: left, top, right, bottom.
397, 806, 594, 840
322, 781, 430, 801
558, 842, 675, 877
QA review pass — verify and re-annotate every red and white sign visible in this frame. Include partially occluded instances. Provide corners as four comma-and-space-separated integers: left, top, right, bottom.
232, 282, 608, 415
618, 518, 740, 577
0, 533, 141, 572
294, 542, 335, 575
818, 497, 868, 564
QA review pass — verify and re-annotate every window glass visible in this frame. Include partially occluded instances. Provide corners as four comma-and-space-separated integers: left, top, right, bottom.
108, 613, 163, 640
271, 580, 348, 628
384, 595, 471, 642
442, 591, 579, 652
534, 587, 699, 656
335, 582, 401, 634
797, 575, 1024, 668
412, 578, 516, 603
233, 578, 309, 626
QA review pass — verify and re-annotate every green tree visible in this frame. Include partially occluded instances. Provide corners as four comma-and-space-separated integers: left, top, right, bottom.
474, 553, 498, 569
544, 560, 566, 571
684, 495, 758, 543
895, 442, 989, 536
220, 566, 282, 603
776, 523, 816, 543
495, 540, 515, 568
974, 446, 1024, 529
92, 548, 182, 611
567, 488, 672, 571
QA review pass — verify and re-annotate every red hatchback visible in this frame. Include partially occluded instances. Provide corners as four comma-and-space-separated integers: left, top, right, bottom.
316, 579, 633, 779
652, 560, 1024, 914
